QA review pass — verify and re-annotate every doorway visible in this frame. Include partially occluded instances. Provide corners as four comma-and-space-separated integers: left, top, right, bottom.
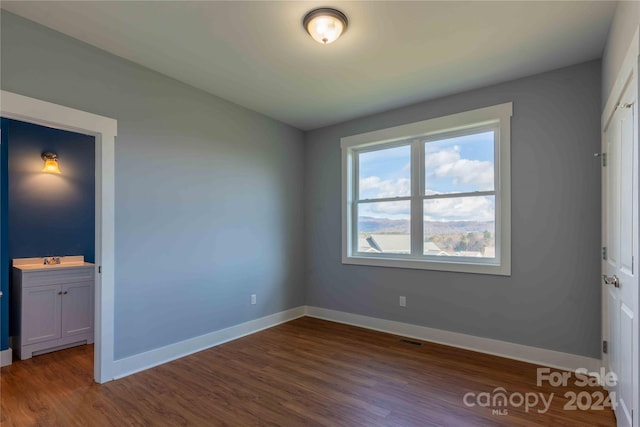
3, 117, 96, 363
0, 90, 117, 383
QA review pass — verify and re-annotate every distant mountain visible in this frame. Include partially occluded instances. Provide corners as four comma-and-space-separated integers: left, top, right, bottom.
358, 217, 409, 233
424, 220, 495, 235
358, 217, 494, 235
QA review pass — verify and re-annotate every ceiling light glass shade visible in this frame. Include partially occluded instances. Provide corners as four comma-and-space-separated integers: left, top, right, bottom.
42, 152, 61, 174
303, 8, 348, 45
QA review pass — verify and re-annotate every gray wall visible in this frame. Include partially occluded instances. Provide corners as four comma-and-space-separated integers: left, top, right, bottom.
602, 1, 639, 105
1, 10, 606, 362
304, 60, 603, 358
1, 12, 305, 359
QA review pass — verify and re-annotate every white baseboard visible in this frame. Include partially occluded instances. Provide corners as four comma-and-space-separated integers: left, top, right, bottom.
112, 306, 306, 380
305, 306, 602, 373
110, 304, 601, 381
1, 348, 12, 367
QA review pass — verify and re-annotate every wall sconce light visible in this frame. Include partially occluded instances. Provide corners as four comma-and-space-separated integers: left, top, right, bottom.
303, 8, 348, 45
41, 152, 61, 174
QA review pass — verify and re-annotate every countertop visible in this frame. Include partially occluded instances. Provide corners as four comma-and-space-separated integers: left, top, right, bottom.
14, 262, 95, 272
13, 256, 94, 272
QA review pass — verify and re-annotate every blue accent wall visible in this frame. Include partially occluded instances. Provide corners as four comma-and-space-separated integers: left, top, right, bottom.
6, 118, 95, 260
1, 118, 95, 349
1, 119, 9, 351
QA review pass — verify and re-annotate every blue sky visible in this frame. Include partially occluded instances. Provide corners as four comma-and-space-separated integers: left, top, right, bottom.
358, 131, 496, 222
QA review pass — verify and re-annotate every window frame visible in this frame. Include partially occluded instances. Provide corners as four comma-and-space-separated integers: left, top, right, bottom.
341, 103, 512, 276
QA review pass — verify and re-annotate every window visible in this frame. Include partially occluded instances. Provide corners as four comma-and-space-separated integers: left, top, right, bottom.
341, 103, 512, 275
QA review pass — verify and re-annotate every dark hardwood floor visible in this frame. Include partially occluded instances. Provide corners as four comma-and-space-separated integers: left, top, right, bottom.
1, 317, 616, 426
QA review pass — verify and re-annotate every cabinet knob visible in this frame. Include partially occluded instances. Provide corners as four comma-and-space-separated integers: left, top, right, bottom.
58, 291, 62, 295
63, 291, 68, 295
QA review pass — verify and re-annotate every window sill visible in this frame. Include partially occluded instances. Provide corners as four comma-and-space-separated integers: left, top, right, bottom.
342, 255, 511, 276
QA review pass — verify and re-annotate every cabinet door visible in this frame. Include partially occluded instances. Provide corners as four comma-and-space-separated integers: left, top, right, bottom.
61, 281, 93, 338
22, 284, 62, 345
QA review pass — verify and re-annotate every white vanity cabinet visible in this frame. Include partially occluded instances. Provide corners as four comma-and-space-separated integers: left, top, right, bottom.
12, 258, 94, 360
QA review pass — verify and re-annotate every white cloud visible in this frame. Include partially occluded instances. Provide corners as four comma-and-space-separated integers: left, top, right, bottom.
426, 145, 494, 191
425, 146, 461, 169
358, 196, 494, 222
359, 176, 410, 199
424, 196, 495, 222
359, 200, 410, 219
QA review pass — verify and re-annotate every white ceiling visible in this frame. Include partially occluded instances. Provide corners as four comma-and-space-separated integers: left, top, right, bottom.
2, 1, 616, 130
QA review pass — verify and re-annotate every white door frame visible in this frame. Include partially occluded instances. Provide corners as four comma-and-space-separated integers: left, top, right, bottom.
602, 26, 640, 427
1, 90, 116, 383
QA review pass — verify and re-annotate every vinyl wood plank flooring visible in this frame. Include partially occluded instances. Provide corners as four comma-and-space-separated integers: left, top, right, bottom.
0, 317, 616, 426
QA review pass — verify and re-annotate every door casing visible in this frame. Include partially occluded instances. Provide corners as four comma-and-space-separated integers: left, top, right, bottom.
0, 90, 117, 383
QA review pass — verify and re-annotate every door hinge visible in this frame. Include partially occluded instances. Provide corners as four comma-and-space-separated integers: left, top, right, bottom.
602, 247, 607, 260
98, 265, 102, 274
594, 152, 606, 167
603, 340, 608, 354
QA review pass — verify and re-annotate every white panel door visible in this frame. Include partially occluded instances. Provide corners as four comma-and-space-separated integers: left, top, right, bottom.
604, 80, 638, 427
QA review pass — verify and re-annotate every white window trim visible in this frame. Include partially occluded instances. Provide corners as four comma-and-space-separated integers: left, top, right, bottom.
341, 103, 512, 276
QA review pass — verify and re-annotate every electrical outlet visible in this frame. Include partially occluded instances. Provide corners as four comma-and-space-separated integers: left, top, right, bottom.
399, 296, 406, 307
251, 294, 257, 305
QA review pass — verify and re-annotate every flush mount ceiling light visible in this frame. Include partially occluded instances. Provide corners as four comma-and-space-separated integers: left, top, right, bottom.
303, 7, 348, 45
41, 152, 61, 174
